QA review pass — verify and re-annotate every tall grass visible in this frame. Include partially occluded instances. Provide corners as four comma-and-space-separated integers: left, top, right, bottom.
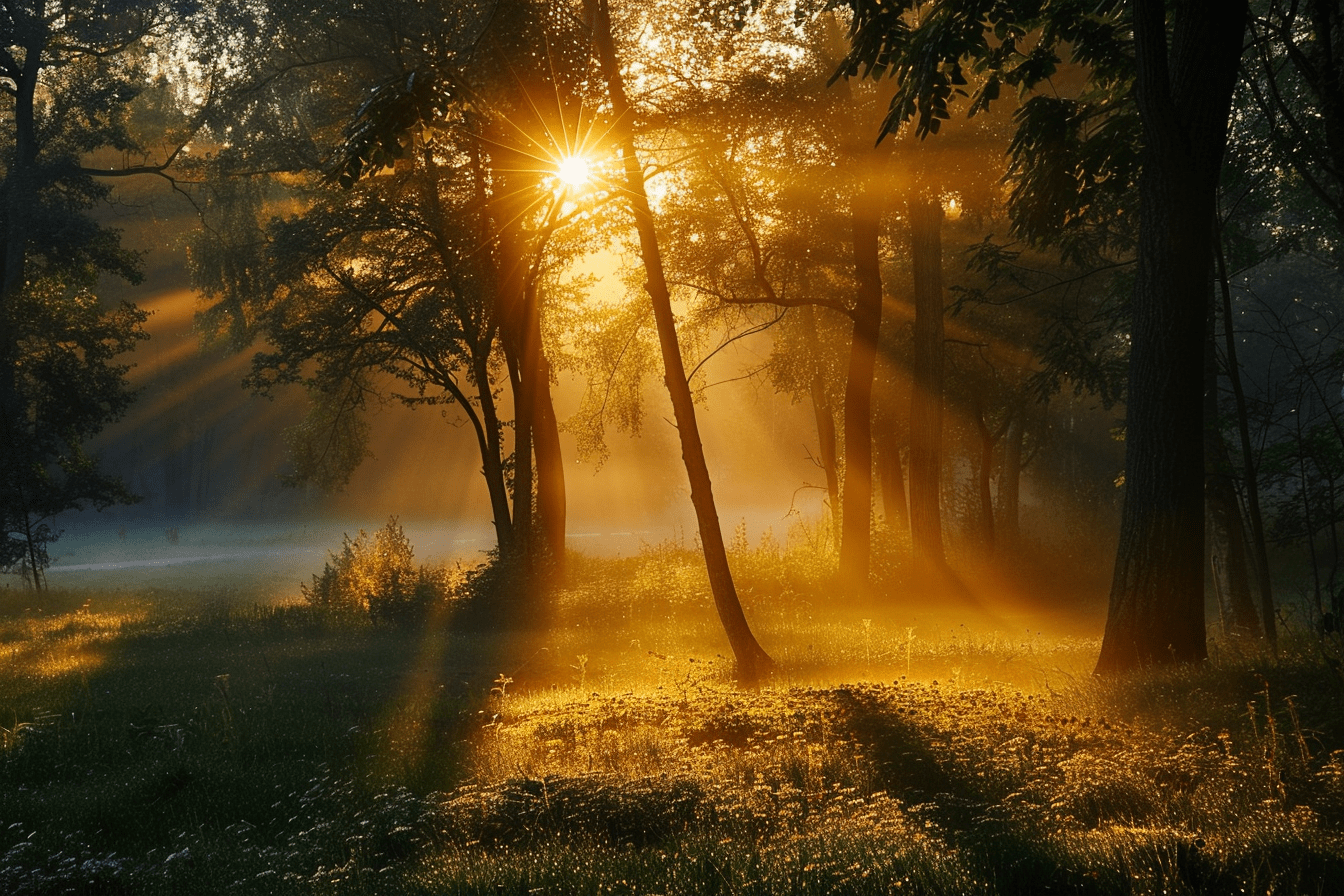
1, 529, 1341, 894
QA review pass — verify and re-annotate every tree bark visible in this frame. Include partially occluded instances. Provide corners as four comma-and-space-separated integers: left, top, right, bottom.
1205, 314, 1262, 637
0, 18, 47, 585
1216, 224, 1277, 643
972, 394, 996, 552
875, 409, 910, 539
488, 200, 537, 561
908, 196, 946, 564
588, 0, 772, 682
534, 349, 567, 573
473, 343, 515, 556
1095, 0, 1248, 673
997, 412, 1024, 546
839, 183, 883, 588
801, 305, 842, 546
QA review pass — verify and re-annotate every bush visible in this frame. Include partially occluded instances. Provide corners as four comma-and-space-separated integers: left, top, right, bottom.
301, 518, 456, 623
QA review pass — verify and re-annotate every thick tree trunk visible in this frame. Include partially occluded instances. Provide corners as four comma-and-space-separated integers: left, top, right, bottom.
839, 184, 883, 587
495, 202, 569, 572
1095, 0, 1247, 673
589, 0, 772, 682
908, 196, 946, 564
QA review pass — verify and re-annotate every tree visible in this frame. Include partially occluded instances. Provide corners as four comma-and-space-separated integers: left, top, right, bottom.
232, 147, 523, 556
0, 1, 200, 585
1239, 269, 1344, 628
197, 0, 594, 571
2, 280, 146, 587
834, 0, 1249, 670
585, 0, 774, 681
1096, 0, 1247, 671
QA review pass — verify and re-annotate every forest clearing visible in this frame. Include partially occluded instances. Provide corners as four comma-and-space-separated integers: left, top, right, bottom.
3, 527, 1342, 895
5, 0, 1344, 892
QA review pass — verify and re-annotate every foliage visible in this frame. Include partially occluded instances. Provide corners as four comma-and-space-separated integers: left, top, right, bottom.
301, 518, 459, 623
1243, 0, 1344, 265
0, 280, 147, 586
831, 0, 1136, 260
0, 0, 211, 587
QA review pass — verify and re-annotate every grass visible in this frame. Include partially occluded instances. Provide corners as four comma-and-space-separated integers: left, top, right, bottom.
2, 529, 1343, 894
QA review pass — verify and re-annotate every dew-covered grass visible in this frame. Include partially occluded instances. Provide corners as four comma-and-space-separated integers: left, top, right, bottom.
2, 531, 1342, 894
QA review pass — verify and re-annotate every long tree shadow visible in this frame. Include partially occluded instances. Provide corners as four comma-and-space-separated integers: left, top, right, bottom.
829, 686, 1122, 896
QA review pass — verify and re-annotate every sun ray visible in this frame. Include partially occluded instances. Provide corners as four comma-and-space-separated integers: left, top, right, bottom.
556, 153, 591, 188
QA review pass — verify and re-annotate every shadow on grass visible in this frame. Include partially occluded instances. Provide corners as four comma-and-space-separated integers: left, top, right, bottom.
829, 680, 1344, 896
0, 571, 560, 872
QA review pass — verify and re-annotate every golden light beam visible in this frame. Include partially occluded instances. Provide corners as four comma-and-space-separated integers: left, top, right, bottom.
556, 153, 592, 188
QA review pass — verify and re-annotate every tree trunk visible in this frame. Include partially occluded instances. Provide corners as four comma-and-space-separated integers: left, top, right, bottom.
997, 412, 1024, 546
488, 203, 537, 562
1216, 227, 1276, 642
442, 142, 516, 558
534, 349, 567, 574
801, 305, 842, 547
588, 0, 772, 682
1095, 0, 1247, 673
972, 394, 996, 552
908, 196, 946, 564
474, 344, 515, 557
1204, 305, 1261, 637
0, 24, 46, 587
839, 183, 883, 588
875, 410, 910, 539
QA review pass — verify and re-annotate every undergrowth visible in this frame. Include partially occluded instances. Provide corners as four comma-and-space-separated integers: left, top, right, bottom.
1, 529, 1341, 894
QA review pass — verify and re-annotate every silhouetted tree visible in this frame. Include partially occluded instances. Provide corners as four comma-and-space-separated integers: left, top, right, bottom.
835, 0, 1249, 670
197, 0, 592, 571
0, 1, 204, 585
585, 0, 774, 681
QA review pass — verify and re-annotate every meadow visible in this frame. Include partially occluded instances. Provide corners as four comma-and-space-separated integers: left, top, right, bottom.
2, 523, 1343, 895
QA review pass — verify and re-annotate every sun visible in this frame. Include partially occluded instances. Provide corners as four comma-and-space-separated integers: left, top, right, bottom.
555, 153, 592, 188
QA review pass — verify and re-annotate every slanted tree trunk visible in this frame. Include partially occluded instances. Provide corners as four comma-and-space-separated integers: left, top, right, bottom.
908, 195, 946, 565
839, 182, 883, 588
1096, 0, 1247, 673
455, 140, 518, 558
588, 0, 772, 682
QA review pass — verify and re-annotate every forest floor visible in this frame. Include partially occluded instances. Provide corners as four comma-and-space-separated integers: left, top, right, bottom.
2, 534, 1343, 895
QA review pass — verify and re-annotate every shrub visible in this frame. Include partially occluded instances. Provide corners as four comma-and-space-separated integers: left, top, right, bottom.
301, 518, 455, 623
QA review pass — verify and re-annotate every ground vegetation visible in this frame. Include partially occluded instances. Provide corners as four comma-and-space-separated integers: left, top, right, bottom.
2, 535, 1342, 894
